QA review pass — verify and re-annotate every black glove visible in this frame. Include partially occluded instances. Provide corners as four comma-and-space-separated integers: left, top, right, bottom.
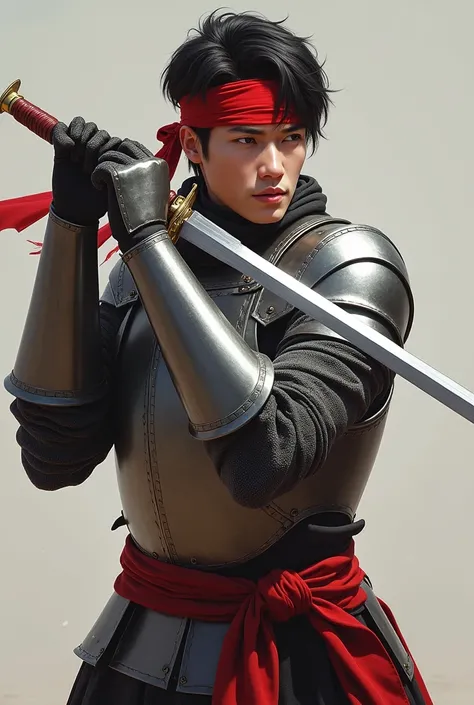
92, 140, 169, 253
51, 116, 122, 225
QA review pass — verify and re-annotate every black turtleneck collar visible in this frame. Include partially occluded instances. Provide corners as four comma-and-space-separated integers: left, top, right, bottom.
175, 173, 328, 270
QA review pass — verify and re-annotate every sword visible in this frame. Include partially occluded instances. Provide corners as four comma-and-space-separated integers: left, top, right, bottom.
179, 210, 474, 425
2, 79, 474, 424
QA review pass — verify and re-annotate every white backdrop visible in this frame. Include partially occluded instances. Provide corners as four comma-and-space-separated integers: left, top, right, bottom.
1, 1, 473, 703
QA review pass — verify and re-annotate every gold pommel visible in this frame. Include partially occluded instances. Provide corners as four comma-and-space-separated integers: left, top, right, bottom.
168, 183, 198, 242
1, 79, 23, 114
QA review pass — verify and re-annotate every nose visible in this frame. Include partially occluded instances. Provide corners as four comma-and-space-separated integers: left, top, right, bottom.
257, 143, 284, 180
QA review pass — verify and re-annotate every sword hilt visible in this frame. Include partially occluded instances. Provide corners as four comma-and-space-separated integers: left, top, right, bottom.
0, 79, 198, 233
1, 79, 58, 143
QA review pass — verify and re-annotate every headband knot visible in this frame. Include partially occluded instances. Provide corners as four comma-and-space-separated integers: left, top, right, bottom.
156, 121, 183, 177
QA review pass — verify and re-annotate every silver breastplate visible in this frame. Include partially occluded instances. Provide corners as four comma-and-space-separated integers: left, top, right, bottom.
111, 218, 392, 568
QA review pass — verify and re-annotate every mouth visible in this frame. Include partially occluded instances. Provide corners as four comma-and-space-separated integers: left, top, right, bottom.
252, 189, 287, 204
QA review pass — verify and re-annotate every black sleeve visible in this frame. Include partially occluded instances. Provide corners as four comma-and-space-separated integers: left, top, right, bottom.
205, 309, 391, 508
9, 300, 126, 491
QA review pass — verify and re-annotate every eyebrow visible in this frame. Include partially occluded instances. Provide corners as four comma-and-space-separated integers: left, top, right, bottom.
227, 124, 304, 135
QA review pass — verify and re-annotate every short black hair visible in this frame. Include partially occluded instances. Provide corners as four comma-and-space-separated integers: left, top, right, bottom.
161, 10, 333, 174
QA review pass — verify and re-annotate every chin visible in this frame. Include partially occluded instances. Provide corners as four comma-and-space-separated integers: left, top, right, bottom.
243, 203, 289, 225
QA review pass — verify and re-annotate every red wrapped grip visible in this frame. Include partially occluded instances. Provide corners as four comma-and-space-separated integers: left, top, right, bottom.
10, 97, 58, 144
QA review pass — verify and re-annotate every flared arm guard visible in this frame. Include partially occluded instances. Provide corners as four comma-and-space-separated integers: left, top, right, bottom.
4, 210, 105, 405
123, 232, 274, 440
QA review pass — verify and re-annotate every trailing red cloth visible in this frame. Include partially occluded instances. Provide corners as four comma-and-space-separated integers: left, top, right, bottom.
0, 191, 52, 233
0, 79, 298, 256
0, 192, 116, 258
115, 535, 432, 705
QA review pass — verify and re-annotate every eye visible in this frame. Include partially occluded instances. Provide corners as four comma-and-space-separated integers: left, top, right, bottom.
235, 137, 256, 144
283, 133, 303, 142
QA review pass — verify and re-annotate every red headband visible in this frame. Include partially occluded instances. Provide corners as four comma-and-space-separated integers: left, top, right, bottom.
156, 79, 299, 179
0, 79, 298, 256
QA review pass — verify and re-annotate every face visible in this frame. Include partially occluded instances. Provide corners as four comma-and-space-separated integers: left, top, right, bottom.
180, 123, 307, 224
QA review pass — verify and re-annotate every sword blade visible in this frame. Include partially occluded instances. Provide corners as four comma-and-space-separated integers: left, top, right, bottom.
180, 211, 474, 425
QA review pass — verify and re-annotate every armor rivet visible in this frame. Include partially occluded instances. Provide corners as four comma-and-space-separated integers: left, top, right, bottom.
290, 508, 298, 517
242, 275, 252, 283
190, 557, 197, 565
266, 306, 275, 314
240, 286, 249, 292
162, 665, 170, 674
180, 676, 188, 685
129, 289, 137, 297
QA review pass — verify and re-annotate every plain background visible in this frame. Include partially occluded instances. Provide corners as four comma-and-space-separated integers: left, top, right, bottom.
1, 1, 473, 703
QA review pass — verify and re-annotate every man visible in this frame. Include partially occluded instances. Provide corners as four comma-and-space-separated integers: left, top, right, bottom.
4, 10, 432, 705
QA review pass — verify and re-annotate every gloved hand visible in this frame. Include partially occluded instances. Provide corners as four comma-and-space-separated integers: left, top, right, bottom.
51, 116, 122, 225
91, 139, 170, 253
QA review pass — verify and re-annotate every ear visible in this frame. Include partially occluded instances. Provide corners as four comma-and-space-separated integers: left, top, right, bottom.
180, 125, 203, 165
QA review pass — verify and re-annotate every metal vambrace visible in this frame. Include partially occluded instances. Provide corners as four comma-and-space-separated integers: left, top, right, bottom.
4, 209, 105, 405
123, 230, 275, 440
